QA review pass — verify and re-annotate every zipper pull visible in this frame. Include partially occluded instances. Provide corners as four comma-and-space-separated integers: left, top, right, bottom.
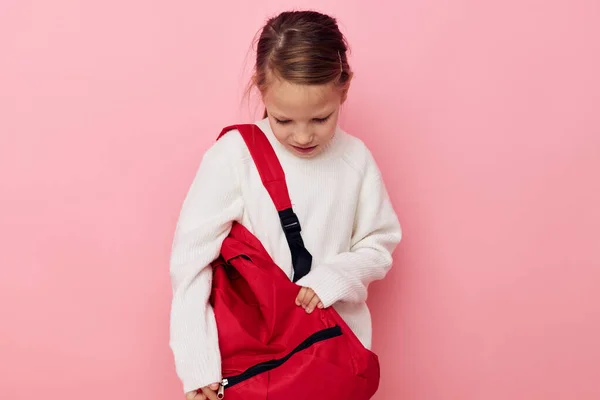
217, 379, 228, 399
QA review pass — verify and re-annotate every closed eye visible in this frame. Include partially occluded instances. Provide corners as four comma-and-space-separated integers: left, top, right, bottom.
313, 116, 330, 124
274, 113, 332, 125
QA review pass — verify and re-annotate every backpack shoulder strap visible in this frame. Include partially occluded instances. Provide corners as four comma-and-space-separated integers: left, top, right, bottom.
218, 124, 312, 282
218, 124, 291, 211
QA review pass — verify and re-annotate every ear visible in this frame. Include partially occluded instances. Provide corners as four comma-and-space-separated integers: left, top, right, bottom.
340, 73, 353, 104
250, 73, 265, 97
340, 86, 350, 104
340, 89, 348, 104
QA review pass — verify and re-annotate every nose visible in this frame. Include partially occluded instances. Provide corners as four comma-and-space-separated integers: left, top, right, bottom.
293, 131, 314, 146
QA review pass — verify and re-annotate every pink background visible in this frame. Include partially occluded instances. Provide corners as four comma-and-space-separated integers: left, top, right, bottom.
1, 0, 599, 399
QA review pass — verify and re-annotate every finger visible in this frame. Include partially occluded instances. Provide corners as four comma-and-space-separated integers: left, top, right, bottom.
302, 289, 315, 308
190, 391, 206, 400
306, 294, 321, 313
201, 386, 219, 400
296, 287, 308, 306
208, 383, 220, 391
318, 302, 324, 309
186, 391, 198, 400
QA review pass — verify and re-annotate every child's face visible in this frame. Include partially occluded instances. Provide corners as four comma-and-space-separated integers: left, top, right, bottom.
263, 78, 344, 158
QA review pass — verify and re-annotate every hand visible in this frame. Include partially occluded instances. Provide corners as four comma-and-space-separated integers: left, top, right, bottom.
296, 287, 324, 314
186, 383, 220, 400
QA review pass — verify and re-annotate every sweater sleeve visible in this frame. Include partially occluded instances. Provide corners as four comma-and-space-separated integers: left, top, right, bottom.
169, 135, 243, 393
295, 151, 402, 308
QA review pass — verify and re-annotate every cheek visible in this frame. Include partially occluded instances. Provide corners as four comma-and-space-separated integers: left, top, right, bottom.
315, 123, 337, 141
271, 125, 290, 143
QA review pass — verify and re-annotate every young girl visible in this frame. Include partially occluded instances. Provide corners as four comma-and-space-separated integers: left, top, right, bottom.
169, 10, 402, 400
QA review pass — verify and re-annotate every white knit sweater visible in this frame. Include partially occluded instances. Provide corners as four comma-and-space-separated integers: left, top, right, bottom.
169, 118, 402, 393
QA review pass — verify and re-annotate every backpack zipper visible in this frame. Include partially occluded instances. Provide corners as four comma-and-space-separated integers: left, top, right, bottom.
217, 325, 342, 398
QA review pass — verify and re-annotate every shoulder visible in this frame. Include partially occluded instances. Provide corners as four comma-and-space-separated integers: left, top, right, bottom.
336, 127, 381, 179
201, 125, 252, 167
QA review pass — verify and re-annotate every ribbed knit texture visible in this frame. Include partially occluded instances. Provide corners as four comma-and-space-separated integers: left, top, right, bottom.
169, 118, 402, 393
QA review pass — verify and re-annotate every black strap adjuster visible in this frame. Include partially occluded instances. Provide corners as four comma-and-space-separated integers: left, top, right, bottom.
279, 209, 302, 235
277, 208, 312, 282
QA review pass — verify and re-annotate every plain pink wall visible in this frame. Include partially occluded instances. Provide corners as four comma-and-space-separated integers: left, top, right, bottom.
1, 0, 599, 399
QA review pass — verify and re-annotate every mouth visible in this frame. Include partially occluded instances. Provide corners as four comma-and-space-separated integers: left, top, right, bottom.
291, 145, 318, 154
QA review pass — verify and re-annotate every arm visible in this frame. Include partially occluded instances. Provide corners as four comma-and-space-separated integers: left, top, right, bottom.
295, 153, 401, 308
169, 137, 243, 393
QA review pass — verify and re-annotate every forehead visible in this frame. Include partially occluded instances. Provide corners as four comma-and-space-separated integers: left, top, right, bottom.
263, 78, 341, 118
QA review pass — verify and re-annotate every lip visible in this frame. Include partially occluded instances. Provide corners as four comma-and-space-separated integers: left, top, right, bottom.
291, 145, 318, 154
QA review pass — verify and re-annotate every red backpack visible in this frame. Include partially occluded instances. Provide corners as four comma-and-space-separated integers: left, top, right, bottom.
210, 124, 380, 399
